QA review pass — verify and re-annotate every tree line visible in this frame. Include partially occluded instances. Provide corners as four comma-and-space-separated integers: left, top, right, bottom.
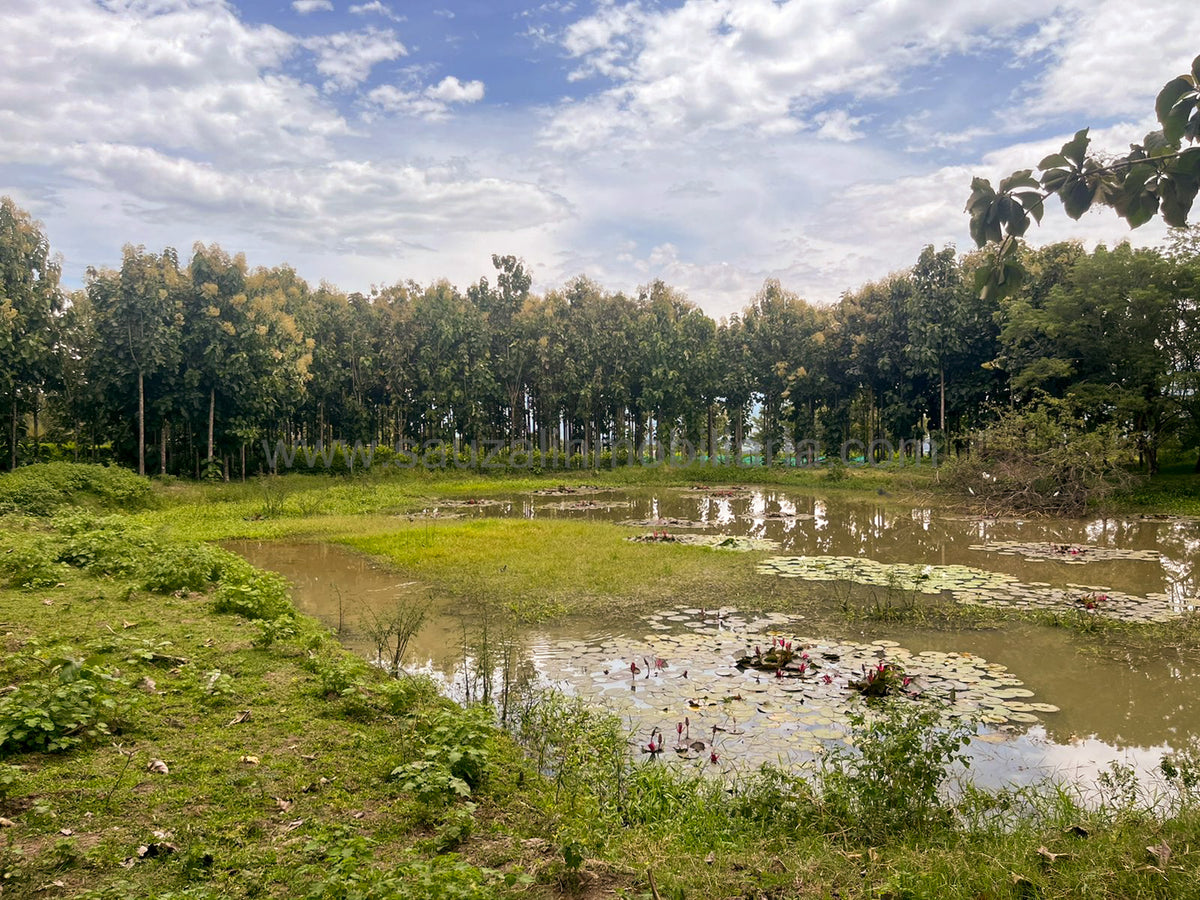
2, 195, 1199, 477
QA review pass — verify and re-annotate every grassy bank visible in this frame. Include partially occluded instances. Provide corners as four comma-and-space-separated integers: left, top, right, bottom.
4, 464, 1200, 898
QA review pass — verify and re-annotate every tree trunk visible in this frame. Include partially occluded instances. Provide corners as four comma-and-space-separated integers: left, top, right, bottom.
207, 386, 215, 461
939, 366, 946, 434
241, 443, 246, 482
10, 392, 17, 471
733, 408, 744, 465
160, 421, 168, 475
32, 396, 39, 462
137, 369, 145, 476
707, 403, 716, 463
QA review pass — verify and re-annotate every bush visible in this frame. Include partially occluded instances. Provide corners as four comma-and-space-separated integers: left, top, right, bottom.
946, 397, 1136, 515
141, 543, 230, 593
212, 569, 293, 620
819, 703, 974, 840
52, 513, 158, 577
0, 657, 136, 755
0, 463, 151, 516
0, 536, 67, 589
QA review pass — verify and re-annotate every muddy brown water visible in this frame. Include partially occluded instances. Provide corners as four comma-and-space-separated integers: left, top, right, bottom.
229, 488, 1200, 787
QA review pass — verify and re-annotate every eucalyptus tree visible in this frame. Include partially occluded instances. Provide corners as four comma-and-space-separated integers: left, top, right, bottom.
469, 254, 533, 440
743, 280, 820, 464
0, 197, 62, 469
411, 279, 493, 446
717, 314, 754, 461
905, 245, 966, 434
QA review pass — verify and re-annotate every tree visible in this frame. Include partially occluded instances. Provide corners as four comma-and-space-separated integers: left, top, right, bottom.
88, 246, 185, 476
967, 54, 1200, 298
0, 197, 62, 469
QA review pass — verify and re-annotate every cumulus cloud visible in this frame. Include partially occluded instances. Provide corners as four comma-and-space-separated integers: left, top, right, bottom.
367, 75, 485, 120
292, 0, 333, 13
0, 0, 563, 291
302, 28, 408, 92
349, 1, 402, 22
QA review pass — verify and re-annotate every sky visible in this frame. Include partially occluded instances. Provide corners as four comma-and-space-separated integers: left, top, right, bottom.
0, 0, 1195, 319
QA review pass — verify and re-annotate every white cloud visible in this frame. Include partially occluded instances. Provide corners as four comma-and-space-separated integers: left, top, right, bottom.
302, 28, 408, 92
813, 110, 865, 143
426, 76, 485, 104
292, 0, 333, 13
0, 0, 563, 292
349, 1, 402, 22
544, 0, 1080, 150
366, 75, 485, 120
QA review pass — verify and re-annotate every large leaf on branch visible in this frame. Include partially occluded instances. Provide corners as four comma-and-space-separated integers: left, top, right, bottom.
1160, 173, 1200, 227
1157, 63, 1200, 145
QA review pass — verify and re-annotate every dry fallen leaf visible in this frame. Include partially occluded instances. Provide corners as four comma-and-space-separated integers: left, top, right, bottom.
0, 817, 15, 828
239, 755, 260, 766
1147, 841, 1172, 866
59, 828, 74, 836
139, 677, 157, 694
352, 811, 365, 820
283, 819, 304, 833
147, 759, 169, 774
41, 599, 53, 606
704, 852, 715, 865
1037, 846, 1070, 864
227, 710, 252, 726
137, 842, 177, 859
122, 621, 137, 629
274, 797, 293, 812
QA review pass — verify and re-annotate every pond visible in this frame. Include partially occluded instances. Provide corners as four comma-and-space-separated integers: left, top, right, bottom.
229, 486, 1200, 788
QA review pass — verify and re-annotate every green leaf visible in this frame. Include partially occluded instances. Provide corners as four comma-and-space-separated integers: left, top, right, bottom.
1038, 153, 1068, 170
1061, 175, 1096, 220
1145, 129, 1177, 156
1061, 129, 1090, 168
1158, 75, 1196, 143
1041, 168, 1071, 193
999, 169, 1039, 193
1160, 174, 1199, 227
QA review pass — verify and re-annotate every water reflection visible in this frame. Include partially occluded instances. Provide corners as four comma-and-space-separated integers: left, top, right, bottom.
229, 488, 1200, 784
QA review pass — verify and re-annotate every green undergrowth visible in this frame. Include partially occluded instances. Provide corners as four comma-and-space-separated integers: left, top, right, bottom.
0, 463, 154, 517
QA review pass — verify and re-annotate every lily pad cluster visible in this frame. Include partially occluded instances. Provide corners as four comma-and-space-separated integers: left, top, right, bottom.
757, 555, 1190, 623
969, 541, 1161, 564
630, 533, 781, 552
532, 485, 611, 496
530, 609, 1050, 770
620, 517, 713, 529
539, 499, 633, 511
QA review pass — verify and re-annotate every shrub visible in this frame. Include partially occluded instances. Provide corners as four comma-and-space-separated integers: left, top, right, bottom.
946, 396, 1136, 515
0, 657, 136, 755
0, 463, 151, 516
51, 512, 159, 577
212, 569, 293, 620
141, 543, 230, 593
819, 703, 974, 840
0, 536, 67, 589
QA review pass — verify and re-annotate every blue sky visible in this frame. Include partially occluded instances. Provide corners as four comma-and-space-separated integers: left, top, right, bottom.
0, 0, 1194, 317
